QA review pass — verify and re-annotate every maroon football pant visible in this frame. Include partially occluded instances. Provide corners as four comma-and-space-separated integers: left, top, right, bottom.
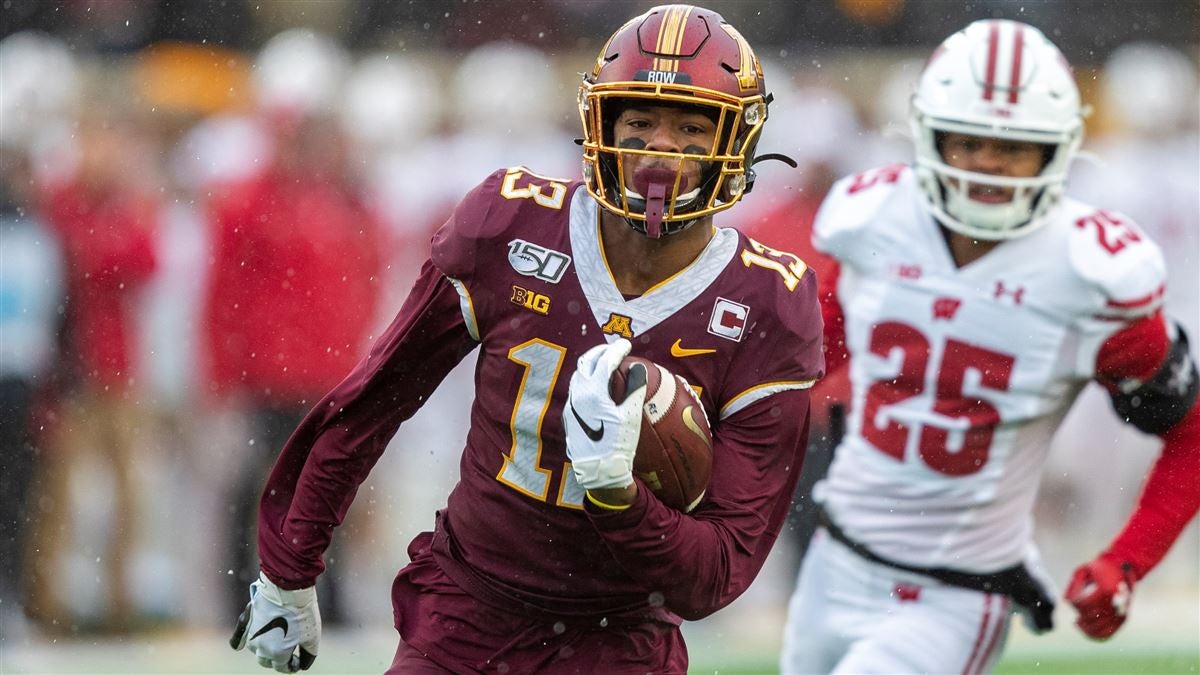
389, 533, 688, 674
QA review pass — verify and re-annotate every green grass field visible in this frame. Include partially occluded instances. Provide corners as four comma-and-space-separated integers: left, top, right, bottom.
3, 630, 1197, 674
680, 647, 1199, 674
684, 653, 1198, 674
995, 652, 1199, 674
4, 593, 1196, 674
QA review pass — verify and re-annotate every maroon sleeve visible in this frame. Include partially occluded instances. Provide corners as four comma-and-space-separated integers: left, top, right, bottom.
586, 389, 812, 620
258, 260, 477, 589
430, 169, 505, 282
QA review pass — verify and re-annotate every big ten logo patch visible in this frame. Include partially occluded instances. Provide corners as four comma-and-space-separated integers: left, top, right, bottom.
511, 286, 550, 316
601, 313, 634, 339
507, 239, 572, 284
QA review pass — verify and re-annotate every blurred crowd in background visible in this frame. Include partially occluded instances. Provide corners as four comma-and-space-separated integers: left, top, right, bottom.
1, 0, 1196, 645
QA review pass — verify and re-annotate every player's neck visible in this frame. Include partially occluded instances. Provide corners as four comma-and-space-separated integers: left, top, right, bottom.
599, 211, 715, 296
941, 227, 1003, 268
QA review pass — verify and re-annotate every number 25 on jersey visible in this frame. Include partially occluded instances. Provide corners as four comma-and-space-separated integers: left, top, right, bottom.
862, 322, 1016, 476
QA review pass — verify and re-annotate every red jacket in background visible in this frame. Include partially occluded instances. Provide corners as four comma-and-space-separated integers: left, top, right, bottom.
204, 168, 382, 405
42, 181, 158, 392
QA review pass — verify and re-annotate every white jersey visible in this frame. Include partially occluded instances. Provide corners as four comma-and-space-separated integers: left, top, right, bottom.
813, 164, 1167, 573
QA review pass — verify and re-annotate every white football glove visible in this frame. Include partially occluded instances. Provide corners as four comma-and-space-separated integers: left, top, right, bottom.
230, 573, 321, 672
564, 338, 647, 490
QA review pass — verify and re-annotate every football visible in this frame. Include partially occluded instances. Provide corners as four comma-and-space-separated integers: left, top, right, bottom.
610, 356, 713, 512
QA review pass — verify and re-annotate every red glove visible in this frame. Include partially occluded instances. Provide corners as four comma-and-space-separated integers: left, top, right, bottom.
1064, 557, 1136, 640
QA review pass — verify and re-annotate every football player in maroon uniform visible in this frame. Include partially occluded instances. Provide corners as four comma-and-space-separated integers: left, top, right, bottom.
230, 5, 823, 673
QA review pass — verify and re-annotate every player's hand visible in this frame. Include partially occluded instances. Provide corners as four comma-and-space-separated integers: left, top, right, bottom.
230, 573, 321, 672
1064, 557, 1135, 640
564, 338, 646, 490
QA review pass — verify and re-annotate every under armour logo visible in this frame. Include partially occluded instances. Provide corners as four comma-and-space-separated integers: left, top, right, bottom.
994, 280, 1025, 305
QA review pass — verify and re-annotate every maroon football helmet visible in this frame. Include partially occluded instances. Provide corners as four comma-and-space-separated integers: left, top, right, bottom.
579, 4, 769, 237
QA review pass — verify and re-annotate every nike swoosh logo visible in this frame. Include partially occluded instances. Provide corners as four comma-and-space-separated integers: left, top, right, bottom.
671, 339, 716, 358
251, 616, 289, 640
569, 399, 605, 441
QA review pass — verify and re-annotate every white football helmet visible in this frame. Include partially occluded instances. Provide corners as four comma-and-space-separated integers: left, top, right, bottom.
0, 31, 79, 149
911, 19, 1083, 240
342, 53, 439, 151
254, 29, 349, 117
452, 41, 560, 134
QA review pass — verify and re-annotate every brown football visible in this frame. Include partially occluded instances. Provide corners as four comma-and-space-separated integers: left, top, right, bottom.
610, 356, 713, 512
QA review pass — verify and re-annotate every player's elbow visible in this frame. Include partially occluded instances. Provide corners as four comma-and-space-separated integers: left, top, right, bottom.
663, 588, 732, 621
670, 601, 719, 622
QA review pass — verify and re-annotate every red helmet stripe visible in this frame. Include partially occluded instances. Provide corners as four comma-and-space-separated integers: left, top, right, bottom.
982, 21, 1000, 101
1008, 24, 1025, 104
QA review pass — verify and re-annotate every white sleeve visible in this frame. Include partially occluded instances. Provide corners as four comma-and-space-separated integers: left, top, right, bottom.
1068, 209, 1168, 378
813, 165, 908, 266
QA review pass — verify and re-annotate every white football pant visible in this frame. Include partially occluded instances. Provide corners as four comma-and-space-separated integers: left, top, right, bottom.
781, 530, 1012, 674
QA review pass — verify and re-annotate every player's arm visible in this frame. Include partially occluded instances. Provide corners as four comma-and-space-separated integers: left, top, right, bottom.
1066, 311, 1200, 640
809, 166, 889, 379
584, 388, 812, 620
256, 167, 506, 587
235, 170, 499, 671
233, 261, 475, 671
818, 261, 849, 376
256, 260, 477, 588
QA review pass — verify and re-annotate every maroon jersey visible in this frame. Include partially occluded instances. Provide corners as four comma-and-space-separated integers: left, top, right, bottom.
258, 166, 823, 625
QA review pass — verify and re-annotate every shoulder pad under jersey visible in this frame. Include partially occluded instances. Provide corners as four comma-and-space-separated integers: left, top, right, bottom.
812, 163, 911, 263
716, 230, 826, 419
431, 166, 578, 280
1062, 199, 1167, 321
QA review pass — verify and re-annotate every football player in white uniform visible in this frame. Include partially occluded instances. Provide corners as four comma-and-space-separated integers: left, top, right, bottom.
780, 19, 1199, 674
